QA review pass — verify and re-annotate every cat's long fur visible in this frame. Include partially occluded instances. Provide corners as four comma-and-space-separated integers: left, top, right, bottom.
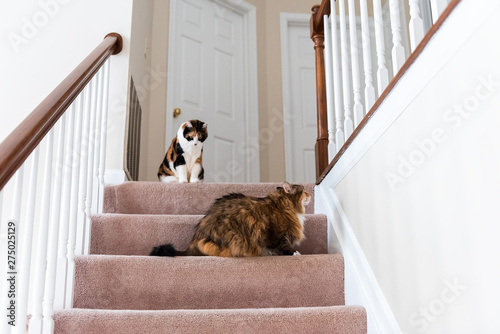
158, 120, 207, 183
150, 183, 311, 257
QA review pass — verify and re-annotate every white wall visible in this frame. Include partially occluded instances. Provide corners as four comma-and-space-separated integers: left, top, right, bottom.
143, 0, 170, 182
0, 0, 134, 171
317, 0, 500, 333
129, 0, 154, 181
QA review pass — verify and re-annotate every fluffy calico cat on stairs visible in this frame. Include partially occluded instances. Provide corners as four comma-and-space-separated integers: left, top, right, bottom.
150, 182, 311, 257
158, 119, 207, 183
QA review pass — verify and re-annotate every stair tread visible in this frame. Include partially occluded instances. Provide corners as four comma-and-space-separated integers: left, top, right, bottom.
54, 306, 367, 334
90, 213, 328, 256
104, 182, 316, 215
74, 254, 344, 310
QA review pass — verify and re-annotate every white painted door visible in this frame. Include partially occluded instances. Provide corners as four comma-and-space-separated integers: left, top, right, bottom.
166, 0, 250, 183
282, 18, 317, 183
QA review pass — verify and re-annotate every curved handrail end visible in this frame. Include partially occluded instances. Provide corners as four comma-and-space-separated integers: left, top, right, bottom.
105, 32, 123, 55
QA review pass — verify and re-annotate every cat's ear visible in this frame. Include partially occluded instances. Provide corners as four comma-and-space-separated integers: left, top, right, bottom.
202, 123, 208, 130
185, 121, 193, 128
283, 182, 292, 194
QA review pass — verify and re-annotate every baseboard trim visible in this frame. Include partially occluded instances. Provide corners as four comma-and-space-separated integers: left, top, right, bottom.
315, 185, 402, 334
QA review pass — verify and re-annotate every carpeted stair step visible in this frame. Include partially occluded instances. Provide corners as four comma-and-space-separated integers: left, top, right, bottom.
103, 182, 315, 215
53, 306, 367, 334
74, 254, 344, 310
90, 214, 328, 256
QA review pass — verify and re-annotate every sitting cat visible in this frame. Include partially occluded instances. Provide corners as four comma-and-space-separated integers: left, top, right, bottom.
150, 182, 311, 257
158, 120, 207, 183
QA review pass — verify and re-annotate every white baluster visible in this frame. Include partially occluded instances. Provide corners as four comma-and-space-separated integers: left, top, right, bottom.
98, 60, 111, 213
75, 80, 93, 256
372, 0, 390, 95
29, 130, 54, 334
348, 0, 365, 127
92, 70, 104, 218
408, 0, 425, 51
430, 0, 448, 24
42, 114, 67, 333
62, 95, 83, 309
1, 167, 23, 334
323, 14, 336, 160
82, 73, 100, 256
389, 0, 406, 74
54, 103, 76, 310
338, 0, 354, 139
66, 83, 91, 308
330, 0, 345, 153
359, 0, 376, 112
16, 149, 39, 334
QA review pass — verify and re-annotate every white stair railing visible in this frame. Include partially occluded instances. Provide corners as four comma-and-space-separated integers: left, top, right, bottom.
373, 0, 390, 95
408, 0, 425, 51
338, 0, 355, 140
97, 62, 111, 213
348, 0, 365, 126
359, 0, 376, 114
17, 149, 39, 333
54, 103, 77, 311
389, 0, 406, 74
0, 33, 120, 334
61, 92, 85, 310
29, 128, 55, 334
322, 0, 451, 162
328, 4, 345, 156
324, 14, 337, 159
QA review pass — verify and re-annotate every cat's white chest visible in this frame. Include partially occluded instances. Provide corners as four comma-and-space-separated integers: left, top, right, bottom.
183, 148, 201, 170
296, 213, 306, 226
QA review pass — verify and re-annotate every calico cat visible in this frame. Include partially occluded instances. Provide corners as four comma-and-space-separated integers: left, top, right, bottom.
158, 120, 208, 183
150, 182, 311, 257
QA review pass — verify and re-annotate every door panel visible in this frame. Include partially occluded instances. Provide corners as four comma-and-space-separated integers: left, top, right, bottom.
180, 37, 202, 107
286, 24, 317, 183
168, 0, 247, 182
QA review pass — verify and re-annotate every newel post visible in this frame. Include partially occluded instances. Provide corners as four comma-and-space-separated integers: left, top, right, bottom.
311, 5, 329, 179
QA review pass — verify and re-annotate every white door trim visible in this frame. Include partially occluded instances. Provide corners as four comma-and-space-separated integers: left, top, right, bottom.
165, 0, 259, 182
280, 13, 311, 182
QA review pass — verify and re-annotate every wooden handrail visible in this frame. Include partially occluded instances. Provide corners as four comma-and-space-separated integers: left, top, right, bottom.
310, 1, 332, 179
0, 33, 123, 191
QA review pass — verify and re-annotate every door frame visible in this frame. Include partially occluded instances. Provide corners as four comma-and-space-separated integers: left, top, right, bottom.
165, 0, 260, 182
280, 13, 311, 182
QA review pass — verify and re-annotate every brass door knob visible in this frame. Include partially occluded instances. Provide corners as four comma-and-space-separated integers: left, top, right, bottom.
173, 108, 181, 118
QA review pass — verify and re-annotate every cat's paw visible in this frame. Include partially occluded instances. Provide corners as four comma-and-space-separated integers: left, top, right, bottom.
293, 251, 301, 256
178, 179, 188, 183
190, 179, 202, 183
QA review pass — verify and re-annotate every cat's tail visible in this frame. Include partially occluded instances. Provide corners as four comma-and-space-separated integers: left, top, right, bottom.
150, 244, 187, 257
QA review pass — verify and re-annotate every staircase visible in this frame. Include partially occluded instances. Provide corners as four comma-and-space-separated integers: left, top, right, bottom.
52, 182, 367, 333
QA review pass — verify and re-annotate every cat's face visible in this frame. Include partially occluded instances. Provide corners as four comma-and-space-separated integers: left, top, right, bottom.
180, 120, 208, 149
281, 183, 311, 213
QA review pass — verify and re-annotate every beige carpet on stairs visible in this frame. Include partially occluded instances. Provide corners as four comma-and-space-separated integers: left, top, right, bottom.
48, 182, 367, 333
90, 213, 328, 256
54, 306, 367, 334
103, 182, 315, 215
74, 254, 345, 310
